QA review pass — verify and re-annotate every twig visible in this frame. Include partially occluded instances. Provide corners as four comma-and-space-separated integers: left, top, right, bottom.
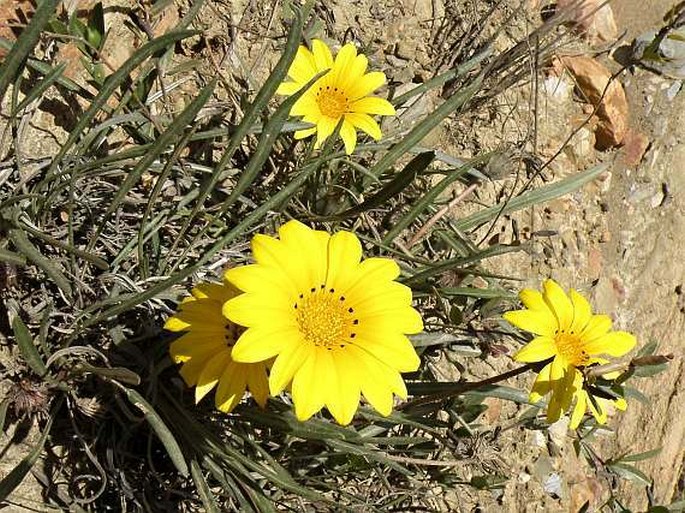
407, 183, 478, 248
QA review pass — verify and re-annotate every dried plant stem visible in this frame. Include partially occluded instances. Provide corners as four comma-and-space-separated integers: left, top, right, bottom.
400, 363, 534, 411
407, 183, 478, 248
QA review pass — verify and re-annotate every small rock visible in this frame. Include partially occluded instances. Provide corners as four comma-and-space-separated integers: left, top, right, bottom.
562, 55, 629, 149
543, 472, 564, 499
557, 0, 618, 46
395, 40, 417, 61
620, 129, 650, 168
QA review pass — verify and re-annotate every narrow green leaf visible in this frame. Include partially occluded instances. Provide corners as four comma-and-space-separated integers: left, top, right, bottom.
0, 0, 60, 101
382, 153, 492, 245
46, 30, 197, 177
463, 384, 531, 404
609, 462, 652, 486
323, 151, 435, 221
12, 316, 47, 377
0, 248, 26, 265
90, 79, 217, 249
437, 286, 516, 299
16, 222, 108, 270
454, 162, 609, 231
213, 70, 325, 217
392, 49, 491, 106
368, 77, 483, 179
0, 412, 53, 502
12, 62, 66, 115
402, 244, 521, 286
190, 459, 220, 513
618, 447, 662, 463
169, 5, 307, 253
118, 385, 188, 477
9, 229, 72, 298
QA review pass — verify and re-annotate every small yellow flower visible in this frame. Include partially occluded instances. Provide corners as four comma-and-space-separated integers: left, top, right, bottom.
164, 280, 269, 413
504, 279, 636, 426
277, 39, 396, 154
223, 220, 423, 425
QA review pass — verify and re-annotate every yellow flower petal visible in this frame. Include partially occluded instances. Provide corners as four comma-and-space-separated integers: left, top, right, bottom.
246, 362, 270, 408
587, 394, 607, 424
519, 288, 550, 312
580, 314, 612, 342
292, 348, 328, 421
230, 325, 300, 363
345, 112, 382, 140
569, 389, 587, 429
222, 293, 294, 329
288, 45, 317, 83
324, 230, 363, 290
269, 340, 313, 395
332, 43, 358, 80
214, 360, 246, 413
529, 362, 553, 403
543, 279, 574, 331
354, 332, 420, 372
614, 397, 627, 411
294, 127, 317, 139
350, 96, 396, 116
277, 81, 302, 95
325, 349, 360, 425
569, 289, 592, 333
359, 307, 424, 335
503, 309, 557, 337
195, 352, 230, 403
339, 119, 357, 154
348, 71, 386, 99
351, 347, 396, 416
583, 331, 636, 357
352, 282, 413, 315
513, 336, 557, 363
311, 39, 333, 70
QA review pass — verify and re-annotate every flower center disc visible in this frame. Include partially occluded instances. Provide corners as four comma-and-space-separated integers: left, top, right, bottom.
316, 86, 349, 118
296, 291, 351, 348
554, 332, 588, 366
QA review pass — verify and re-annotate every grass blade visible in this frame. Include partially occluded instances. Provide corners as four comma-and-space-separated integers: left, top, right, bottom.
0, 248, 26, 265
322, 151, 435, 221
167, 4, 308, 259
190, 459, 220, 513
12, 316, 47, 377
9, 229, 72, 298
381, 153, 492, 245
116, 385, 188, 477
45, 30, 197, 177
0, 0, 59, 101
454, 162, 609, 231
89, 79, 217, 250
368, 77, 483, 179
12, 62, 66, 115
402, 244, 521, 287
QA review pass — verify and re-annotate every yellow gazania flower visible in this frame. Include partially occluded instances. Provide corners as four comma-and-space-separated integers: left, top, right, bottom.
164, 280, 269, 413
223, 220, 423, 425
503, 279, 636, 425
277, 39, 396, 154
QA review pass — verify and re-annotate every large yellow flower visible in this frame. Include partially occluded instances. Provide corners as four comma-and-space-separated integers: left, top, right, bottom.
277, 39, 396, 154
504, 279, 636, 425
164, 280, 269, 413
223, 220, 423, 425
